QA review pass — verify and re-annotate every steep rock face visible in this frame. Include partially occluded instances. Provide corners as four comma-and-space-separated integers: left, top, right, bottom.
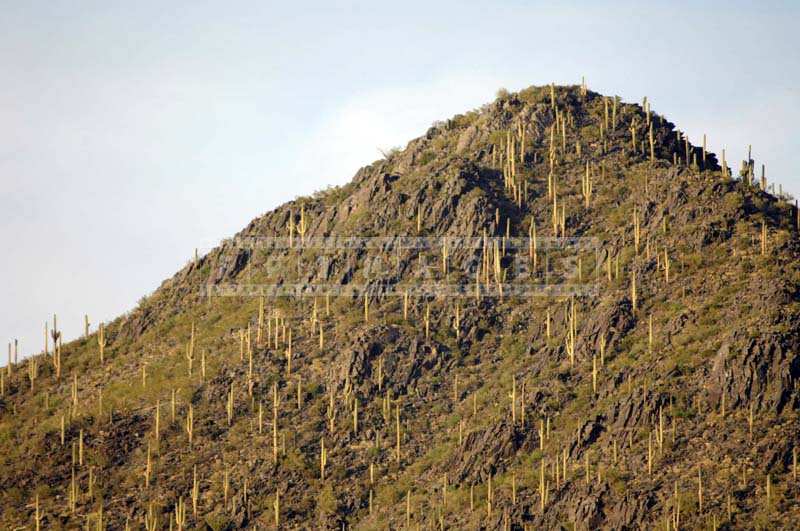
3, 84, 800, 530
579, 296, 636, 354
447, 421, 539, 484
329, 325, 453, 397
710, 334, 800, 413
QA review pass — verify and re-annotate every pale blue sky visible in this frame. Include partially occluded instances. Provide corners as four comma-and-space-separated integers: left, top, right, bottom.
2, 0, 799, 358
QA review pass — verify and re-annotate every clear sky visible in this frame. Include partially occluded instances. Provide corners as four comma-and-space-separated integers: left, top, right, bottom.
2, 0, 799, 359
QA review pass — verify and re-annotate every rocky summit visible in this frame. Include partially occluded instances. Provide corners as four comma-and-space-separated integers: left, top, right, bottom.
2, 84, 799, 530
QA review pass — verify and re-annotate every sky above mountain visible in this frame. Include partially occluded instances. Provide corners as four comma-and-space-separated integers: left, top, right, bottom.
2, 0, 798, 358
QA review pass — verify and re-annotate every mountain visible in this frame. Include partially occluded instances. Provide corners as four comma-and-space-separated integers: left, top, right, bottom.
2, 84, 799, 530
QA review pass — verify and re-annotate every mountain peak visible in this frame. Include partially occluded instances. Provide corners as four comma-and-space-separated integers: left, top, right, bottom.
3, 84, 800, 529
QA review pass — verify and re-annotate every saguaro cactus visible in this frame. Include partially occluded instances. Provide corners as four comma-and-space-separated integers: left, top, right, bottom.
320, 437, 327, 480
327, 390, 336, 432
287, 209, 295, 247
33, 494, 41, 531
186, 404, 194, 448
145, 441, 152, 488
175, 497, 186, 531
295, 374, 303, 410
702, 134, 707, 167
71, 372, 79, 417
28, 355, 38, 392
539, 459, 546, 512
186, 322, 196, 376
565, 318, 575, 366
274, 489, 280, 526
286, 329, 293, 375
612, 96, 618, 128
52, 314, 61, 354
697, 468, 703, 512
722, 149, 728, 178
223, 469, 230, 506
97, 323, 107, 364
582, 162, 593, 207
424, 304, 430, 339
298, 205, 308, 244
54, 336, 62, 379
227, 383, 234, 426
192, 466, 200, 518
766, 474, 772, 506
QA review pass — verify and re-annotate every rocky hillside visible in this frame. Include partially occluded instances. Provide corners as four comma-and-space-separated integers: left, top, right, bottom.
2, 84, 799, 530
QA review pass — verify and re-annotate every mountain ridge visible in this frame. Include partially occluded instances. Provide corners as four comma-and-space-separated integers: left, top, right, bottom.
2, 83, 799, 530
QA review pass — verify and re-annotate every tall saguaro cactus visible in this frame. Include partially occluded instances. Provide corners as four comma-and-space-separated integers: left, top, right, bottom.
97, 323, 107, 365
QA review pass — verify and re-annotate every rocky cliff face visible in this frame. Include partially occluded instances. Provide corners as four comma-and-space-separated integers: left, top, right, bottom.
2, 85, 799, 529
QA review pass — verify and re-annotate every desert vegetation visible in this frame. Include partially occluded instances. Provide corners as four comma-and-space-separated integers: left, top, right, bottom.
1, 83, 799, 529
